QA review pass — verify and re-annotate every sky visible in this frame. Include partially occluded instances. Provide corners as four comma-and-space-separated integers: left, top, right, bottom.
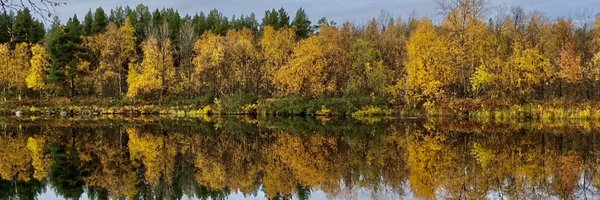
50, 0, 599, 25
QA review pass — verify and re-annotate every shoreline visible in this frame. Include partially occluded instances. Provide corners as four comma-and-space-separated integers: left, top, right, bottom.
2, 98, 600, 121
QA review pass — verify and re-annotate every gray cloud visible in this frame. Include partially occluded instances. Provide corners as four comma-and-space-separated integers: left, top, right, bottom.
51, 0, 599, 25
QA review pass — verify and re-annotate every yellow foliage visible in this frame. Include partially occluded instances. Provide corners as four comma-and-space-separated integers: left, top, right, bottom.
592, 52, 600, 81
27, 137, 50, 180
127, 128, 176, 185
192, 28, 260, 96
119, 18, 137, 62
505, 46, 551, 98
405, 18, 453, 102
471, 142, 493, 168
127, 37, 174, 98
441, 7, 492, 97
86, 21, 136, 94
558, 43, 583, 83
192, 31, 225, 93
315, 105, 332, 116
471, 63, 494, 93
0, 135, 32, 181
26, 44, 49, 90
260, 26, 296, 92
0, 44, 11, 92
274, 25, 345, 96
9, 43, 31, 94
407, 133, 453, 199
348, 38, 391, 95
194, 151, 227, 190
224, 28, 260, 94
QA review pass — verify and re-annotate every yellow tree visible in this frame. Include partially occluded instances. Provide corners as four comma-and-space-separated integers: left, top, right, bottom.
273, 25, 346, 96
26, 44, 50, 91
119, 18, 137, 64
377, 18, 408, 85
544, 19, 575, 62
174, 21, 197, 97
127, 128, 176, 186
223, 28, 260, 95
406, 132, 456, 199
193, 28, 259, 97
558, 43, 583, 84
127, 37, 174, 98
0, 44, 9, 100
193, 31, 225, 96
86, 20, 136, 96
438, 0, 490, 97
26, 137, 50, 181
593, 52, 600, 82
348, 38, 391, 96
158, 39, 175, 95
404, 18, 453, 104
595, 13, 600, 51
470, 61, 496, 95
260, 26, 296, 94
502, 45, 551, 99
10, 42, 31, 99
589, 14, 600, 98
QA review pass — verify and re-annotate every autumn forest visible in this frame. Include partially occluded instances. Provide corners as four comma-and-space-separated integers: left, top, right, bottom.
3, 1, 600, 199
1, 1, 600, 115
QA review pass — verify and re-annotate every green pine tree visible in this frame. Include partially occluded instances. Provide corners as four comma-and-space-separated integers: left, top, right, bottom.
292, 8, 312, 38
91, 7, 108, 34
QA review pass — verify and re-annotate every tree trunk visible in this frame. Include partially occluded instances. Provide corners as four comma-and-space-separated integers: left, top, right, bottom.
70, 77, 75, 98
118, 68, 122, 95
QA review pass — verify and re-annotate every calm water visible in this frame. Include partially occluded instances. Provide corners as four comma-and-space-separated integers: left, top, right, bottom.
1, 116, 599, 200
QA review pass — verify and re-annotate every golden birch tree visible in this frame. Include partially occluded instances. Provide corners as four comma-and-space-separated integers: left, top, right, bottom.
26, 44, 50, 91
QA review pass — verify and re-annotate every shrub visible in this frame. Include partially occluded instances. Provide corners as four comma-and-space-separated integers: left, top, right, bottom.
220, 92, 258, 114
351, 106, 393, 117
241, 104, 258, 115
315, 105, 332, 116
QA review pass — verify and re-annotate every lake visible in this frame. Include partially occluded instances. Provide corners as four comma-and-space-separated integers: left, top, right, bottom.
0, 116, 599, 200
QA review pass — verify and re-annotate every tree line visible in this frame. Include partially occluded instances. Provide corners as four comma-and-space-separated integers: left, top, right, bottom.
1, 1, 600, 107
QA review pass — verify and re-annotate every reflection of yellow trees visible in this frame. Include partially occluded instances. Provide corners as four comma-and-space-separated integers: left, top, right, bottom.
406, 131, 456, 199
3, 120, 600, 199
263, 132, 343, 197
194, 151, 227, 189
26, 137, 50, 180
0, 134, 32, 181
381, 129, 409, 191
127, 128, 176, 185
191, 131, 260, 194
83, 133, 137, 199
557, 152, 583, 197
483, 143, 553, 199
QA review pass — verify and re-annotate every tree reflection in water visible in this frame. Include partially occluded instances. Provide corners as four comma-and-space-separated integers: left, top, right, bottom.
0, 116, 599, 199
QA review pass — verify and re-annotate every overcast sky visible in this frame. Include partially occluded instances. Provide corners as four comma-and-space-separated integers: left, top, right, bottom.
51, 0, 599, 25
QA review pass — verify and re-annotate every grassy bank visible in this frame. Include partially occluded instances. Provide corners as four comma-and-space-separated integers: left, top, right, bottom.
0, 95, 404, 119
429, 99, 600, 122
4, 97, 600, 123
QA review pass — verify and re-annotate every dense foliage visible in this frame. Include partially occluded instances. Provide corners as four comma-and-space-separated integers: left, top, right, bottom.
1, 1, 600, 108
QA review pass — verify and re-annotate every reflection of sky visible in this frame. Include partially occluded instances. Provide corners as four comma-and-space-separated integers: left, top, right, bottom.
30, 174, 600, 199
49, 0, 599, 26
36, 182, 410, 200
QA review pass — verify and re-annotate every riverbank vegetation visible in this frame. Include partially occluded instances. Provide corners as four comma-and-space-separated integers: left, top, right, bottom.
1, 0, 600, 116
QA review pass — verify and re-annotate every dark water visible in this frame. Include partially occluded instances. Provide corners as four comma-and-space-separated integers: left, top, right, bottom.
0, 116, 599, 200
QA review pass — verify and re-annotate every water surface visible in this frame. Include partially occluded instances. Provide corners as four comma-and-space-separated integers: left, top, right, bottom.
0, 116, 599, 199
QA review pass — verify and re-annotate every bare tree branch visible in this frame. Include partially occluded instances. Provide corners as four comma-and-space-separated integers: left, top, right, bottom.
435, 0, 489, 19
0, 0, 66, 21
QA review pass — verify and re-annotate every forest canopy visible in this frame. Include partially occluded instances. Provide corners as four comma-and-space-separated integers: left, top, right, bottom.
0, 1, 600, 108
